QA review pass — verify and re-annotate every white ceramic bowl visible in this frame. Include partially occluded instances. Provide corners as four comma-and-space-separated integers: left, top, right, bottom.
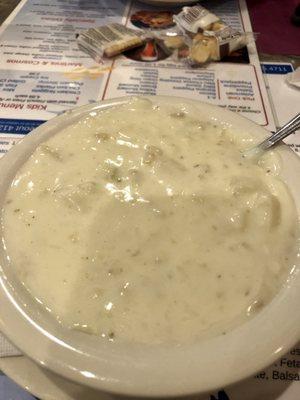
0, 96, 300, 398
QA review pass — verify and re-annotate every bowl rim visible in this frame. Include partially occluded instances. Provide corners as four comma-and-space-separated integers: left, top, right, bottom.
0, 95, 300, 397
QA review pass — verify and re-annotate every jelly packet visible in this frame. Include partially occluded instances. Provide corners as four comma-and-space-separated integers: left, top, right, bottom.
77, 23, 145, 61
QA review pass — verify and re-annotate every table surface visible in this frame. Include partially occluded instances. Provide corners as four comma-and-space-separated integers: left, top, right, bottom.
0, 0, 299, 67
0, 0, 20, 24
0, 1, 299, 399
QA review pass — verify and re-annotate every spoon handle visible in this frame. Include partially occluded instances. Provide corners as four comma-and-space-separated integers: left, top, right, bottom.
258, 113, 300, 151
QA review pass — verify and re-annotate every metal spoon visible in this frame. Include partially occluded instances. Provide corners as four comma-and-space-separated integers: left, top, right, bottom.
244, 113, 300, 158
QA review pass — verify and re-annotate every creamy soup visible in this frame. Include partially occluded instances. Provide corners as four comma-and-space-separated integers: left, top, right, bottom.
2, 98, 299, 344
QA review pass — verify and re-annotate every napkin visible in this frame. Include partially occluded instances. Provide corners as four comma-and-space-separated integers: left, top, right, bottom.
0, 333, 22, 357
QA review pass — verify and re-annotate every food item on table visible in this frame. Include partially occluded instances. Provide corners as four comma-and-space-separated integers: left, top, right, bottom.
124, 37, 170, 62
174, 5, 220, 33
77, 23, 145, 60
190, 33, 218, 63
190, 29, 250, 64
2, 97, 299, 345
173, 4, 255, 65
131, 10, 175, 29
163, 35, 186, 50
211, 21, 227, 32
140, 40, 159, 61
75, 6, 253, 66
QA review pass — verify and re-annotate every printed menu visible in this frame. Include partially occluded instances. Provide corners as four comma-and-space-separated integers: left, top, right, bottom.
0, 1, 299, 399
0, 0, 278, 155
